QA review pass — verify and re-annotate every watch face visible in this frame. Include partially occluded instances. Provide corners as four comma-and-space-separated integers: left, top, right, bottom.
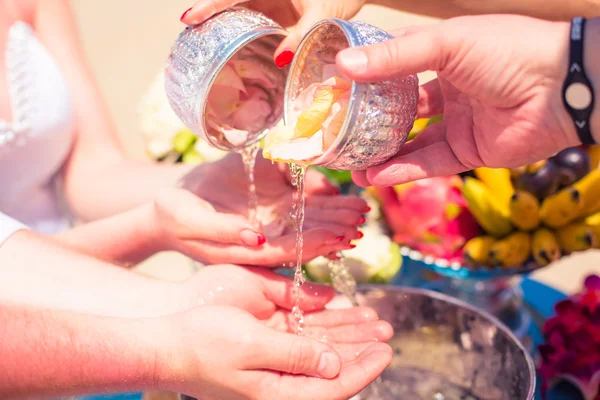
565, 82, 593, 110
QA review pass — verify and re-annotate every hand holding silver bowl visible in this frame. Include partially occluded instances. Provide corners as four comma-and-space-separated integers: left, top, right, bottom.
164, 8, 419, 170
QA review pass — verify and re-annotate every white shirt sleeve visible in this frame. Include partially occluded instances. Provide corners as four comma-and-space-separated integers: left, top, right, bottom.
0, 212, 28, 246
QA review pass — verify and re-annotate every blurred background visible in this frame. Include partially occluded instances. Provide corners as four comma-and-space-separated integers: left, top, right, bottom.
70, 0, 599, 293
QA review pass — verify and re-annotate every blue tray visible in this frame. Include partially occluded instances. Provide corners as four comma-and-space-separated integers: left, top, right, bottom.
80, 278, 577, 400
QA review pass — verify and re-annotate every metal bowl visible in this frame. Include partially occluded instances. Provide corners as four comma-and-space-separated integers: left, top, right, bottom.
284, 20, 419, 170
164, 8, 288, 151
348, 286, 536, 400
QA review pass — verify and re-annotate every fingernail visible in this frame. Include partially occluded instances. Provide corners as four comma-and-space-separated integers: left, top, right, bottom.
349, 244, 357, 249
275, 50, 294, 68
357, 231, 364, 239
257, 234, 267, 246
357, 216, 366, 225
331, 188, 341, 195
180, 7, 192, 22
317, 351, 341, 378
325, 235, 345, 245
240, 229, 266, 246
363, 206, 371, 213
338, 49, 368, 74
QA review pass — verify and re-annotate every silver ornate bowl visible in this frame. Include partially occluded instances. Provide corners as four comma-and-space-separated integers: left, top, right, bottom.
351, 286, 536, 400
164, 8, 288, 151
285, 20, 419, 170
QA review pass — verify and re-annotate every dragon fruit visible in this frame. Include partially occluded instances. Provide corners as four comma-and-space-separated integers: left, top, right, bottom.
372, 176, 480, 262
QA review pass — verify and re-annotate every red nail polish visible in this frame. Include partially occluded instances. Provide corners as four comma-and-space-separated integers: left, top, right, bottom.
357, 231, 364, 239
332, 188, 341, 195
180, 7, 192, 21
335, 235, 345, 241
349, 244, 357, 249
363, 206, 371, 212
357, 216, 366, 225
275, 50, 294, 68
257, 234, 267, 246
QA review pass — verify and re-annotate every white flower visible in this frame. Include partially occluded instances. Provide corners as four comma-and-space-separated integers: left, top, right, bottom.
305, 225, 401, 284
137, 72, 227, 163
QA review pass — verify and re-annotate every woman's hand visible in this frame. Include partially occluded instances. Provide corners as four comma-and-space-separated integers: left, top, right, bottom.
180, 0, 367, 66
169, 153, 368, 265
335, 15, 600, 187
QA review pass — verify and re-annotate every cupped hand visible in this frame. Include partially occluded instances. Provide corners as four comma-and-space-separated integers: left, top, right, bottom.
160, 305, 392, 400
335, 15, 586, 187
176, 265, 393, 342
158, 265, 393, 400
172, 152, 368, 266
180, 0, 367, 65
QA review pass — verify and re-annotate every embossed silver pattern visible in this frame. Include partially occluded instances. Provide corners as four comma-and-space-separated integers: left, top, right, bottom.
285, 20, 419, 170
164, 8, 288, 151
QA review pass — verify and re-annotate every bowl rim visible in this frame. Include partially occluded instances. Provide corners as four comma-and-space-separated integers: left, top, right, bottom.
355, 284, 537, 399
283, 18, 364, 167
199, 25, 288, 151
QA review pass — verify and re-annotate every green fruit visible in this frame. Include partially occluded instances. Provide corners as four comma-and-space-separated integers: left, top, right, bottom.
173, 130, 197, 154
370, 242, 402, 283
182, 149, 203, 165
311, 166, 353, 185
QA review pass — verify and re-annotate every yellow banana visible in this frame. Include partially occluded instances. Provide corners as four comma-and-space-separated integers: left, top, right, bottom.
584, 211, 600, 248
587, 145, 600, 169
463, 236, 495, 267
488, 232, 531, 268
556, 222, 595, 253
474, 167, 514, 206
539, 187, 583, 228
461, 177, 513, 237
576, 169, 600, 216
531, 228, 561, 267
508, 191, 540, 231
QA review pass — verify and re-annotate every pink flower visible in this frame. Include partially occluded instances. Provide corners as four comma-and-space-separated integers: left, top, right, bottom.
374, 177, 480, 261
538, 275, 600, 398
206, 59, 275, 146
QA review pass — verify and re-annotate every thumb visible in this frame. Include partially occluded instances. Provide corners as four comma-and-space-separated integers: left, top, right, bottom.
250, 327, 342, 379
160, 190, 265, 247
336, 28, 445, 82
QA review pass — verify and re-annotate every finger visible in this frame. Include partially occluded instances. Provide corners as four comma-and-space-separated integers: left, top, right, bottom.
331, 341, 387, 362
418, 79, 444, 118
304, 168, 339, 196
303, 219, 360, 240
365, 140, 471, 186
183, 228, 345, 266
303, 307, 378, 327
250, 328, 342, 379
351, 171, 371, 188
389, 24, 433, 38
336, 29, 444, 82
304, 207, 364, 227
395, 119, 447, 157
305, 195, 369, 212
163, 190, 264, 246
273, 342, 393, 399
180, 0, 243, 24
246, 267, 335, 312
274, 9, 326, 63
304, 320, 394, 344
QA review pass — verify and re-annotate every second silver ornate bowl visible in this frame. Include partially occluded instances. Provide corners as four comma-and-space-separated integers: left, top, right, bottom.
285, 20, 419, 170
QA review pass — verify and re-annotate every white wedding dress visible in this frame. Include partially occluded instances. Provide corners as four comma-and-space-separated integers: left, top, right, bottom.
0, 21, 74, 245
